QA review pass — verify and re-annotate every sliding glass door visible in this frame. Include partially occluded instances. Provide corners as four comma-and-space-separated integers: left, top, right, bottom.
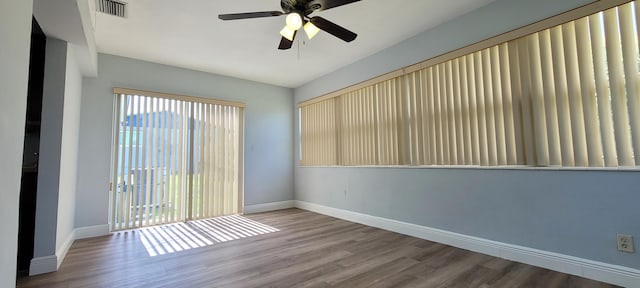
110, 89, 244, 231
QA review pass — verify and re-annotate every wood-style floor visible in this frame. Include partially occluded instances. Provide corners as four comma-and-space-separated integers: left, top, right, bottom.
17, 209, 618, 288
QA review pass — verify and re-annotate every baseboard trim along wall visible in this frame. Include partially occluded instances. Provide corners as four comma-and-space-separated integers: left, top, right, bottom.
29, 255, 57, 276
55, 232, 74, 270
293, 200, 640, 287
30, 224, 111, 276
74, 224, 110, 240
244, 200, 295, 214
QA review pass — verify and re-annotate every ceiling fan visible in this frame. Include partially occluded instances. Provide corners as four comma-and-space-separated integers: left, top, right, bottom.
218, 0, 360, 50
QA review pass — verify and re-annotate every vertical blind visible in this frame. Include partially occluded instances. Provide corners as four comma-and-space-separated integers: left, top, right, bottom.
407, 51, 522, 166
299, 0, 640, 168
300, 98, 337, 165
111, 89, 244, 231
300, 76, 409, 165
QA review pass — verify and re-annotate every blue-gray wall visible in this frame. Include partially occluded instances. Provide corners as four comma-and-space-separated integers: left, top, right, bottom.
76, 54, 294, 228
294, 0, 640, 269
33, 38, 83, 274
34, 38, 67, 261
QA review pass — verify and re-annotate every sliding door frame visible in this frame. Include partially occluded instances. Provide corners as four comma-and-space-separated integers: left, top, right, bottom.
109, 88, 245, 231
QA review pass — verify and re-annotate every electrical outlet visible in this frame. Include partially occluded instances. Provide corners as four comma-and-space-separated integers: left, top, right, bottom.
617, 234, 634, 253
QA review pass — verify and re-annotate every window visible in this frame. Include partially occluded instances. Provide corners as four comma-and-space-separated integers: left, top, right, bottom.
299, 0, 640, 168
110, 88, 244, 231
300, 73, 409, 165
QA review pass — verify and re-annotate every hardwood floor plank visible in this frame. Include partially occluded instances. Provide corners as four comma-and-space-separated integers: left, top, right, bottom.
484, 263, 539, 288
16, 209, 620, 288
437, 263, 503, 288
332, 257, 422, 288
412, 252, 494, 287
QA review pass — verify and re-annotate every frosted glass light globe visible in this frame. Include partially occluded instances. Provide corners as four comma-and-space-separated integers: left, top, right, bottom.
286, 13, 303, 30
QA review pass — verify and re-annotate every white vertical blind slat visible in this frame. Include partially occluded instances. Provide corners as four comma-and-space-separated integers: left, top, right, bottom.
213, 105, 222, 214
589, 14, 618, 167
380, 84, 390, 164
167, 100, 175, 222
426, 68, 436, 164
605, 7, 635, 166
619, 3, 640, 165
550, 26, 576, 166
346, 95, 352, 165
576, 17, 605, 167
499, 43, 518, 165
430, 66, 440, 164
436, 63, 451, 165
221, 105, 229, 214
474, 52, 490, 166
516, 38, 538, 165
420, 72, 429, 164
115, 95, 126, 230
398, 78, 409, 164
379, 84, 386, 163
459, 58, 472, 165
142, 97, 154, 227
445, 61, 458, 164
452, 59, 465, 164
355, 92, 362, 164
357, 91, 363, 164
151, 98, 159, 224
490, 46, 507, 165
538, 30, 562, 166
358, 90, 366, 163
176, 101, 185, 222
408, 73, 421, 164
466, 55, 481, 165
482, 49, 498, 166
158, 99, 167, 224
507, 41, 526, 165
202, 104, 211, 217
153, 98, 161, 223
134, 97, 142, 228
318, 102, 323, 164
368, 90, 376, 164
527, 33, 551, 166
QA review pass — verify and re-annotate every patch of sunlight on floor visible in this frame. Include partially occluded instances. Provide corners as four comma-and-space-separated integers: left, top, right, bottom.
134, 215, 280, 257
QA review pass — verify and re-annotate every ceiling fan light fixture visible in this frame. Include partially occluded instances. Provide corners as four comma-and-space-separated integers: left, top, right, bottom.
285, 13, 303, 30
218, 0, 361, 50
304, 21, 320, 39
280, 25, 296, 41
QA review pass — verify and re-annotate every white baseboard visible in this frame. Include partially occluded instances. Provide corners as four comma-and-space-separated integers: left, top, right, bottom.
29, 225, 110, 276
29, 255, 57, 276
55, 231, 74, 269
74, 224, 110, 240
294, 200, 640, 287
244, 200, 295, 214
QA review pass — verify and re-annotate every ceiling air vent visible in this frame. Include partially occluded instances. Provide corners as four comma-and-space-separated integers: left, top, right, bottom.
97, 0, 127, 18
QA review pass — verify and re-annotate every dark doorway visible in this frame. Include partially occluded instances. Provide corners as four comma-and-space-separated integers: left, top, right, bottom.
17, 17, 46, 277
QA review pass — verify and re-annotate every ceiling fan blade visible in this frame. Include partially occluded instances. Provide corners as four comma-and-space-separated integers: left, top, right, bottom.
278, 31, 297, 50
218, 11, 284, 21
308, 0, 361, 11
309, 16, 357, 42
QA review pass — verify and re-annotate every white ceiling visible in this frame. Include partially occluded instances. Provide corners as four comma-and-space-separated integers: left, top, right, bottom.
94, 0, 495, 88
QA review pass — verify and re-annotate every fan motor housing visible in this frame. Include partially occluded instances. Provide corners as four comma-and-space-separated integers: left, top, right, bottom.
281, 0, 319, 16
